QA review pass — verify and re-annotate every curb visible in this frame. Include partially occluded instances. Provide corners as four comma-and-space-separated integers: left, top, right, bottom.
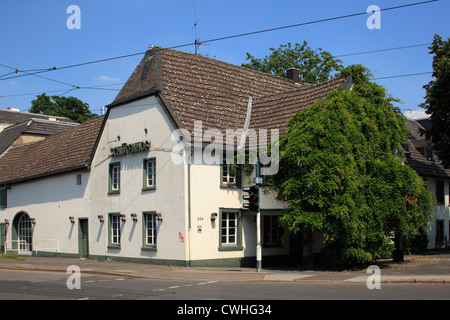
1, 264, 448, 284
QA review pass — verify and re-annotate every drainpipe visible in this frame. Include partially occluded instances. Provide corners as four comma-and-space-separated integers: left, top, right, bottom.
187, 155, 192, 267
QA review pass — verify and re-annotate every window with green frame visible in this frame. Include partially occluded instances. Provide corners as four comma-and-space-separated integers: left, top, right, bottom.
142, 212, 158, 251
108, 162, 121, 194
0, 187, 6, 209
108, 213, 121, 248
220, 162, 241, 188
218, 208, 242, 251
142, 158, 156, 191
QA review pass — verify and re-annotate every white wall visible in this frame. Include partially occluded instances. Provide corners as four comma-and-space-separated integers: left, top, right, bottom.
426, 178, 450, 249
2, 171, 90, 255
87, 96, 187, 262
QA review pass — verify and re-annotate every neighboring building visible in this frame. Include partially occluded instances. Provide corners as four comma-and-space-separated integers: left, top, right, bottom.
0, 108, 78, 155
405, 119, 450, 249
0, 108, 75, 133
0, 46, 351, 267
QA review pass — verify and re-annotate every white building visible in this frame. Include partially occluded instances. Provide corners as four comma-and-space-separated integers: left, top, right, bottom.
405, 119, 450, 249
0, 47, 352, 267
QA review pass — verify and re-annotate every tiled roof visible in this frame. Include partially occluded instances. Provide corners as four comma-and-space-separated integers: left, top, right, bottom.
0, 109, 75, 125
405, 119, 450, 179
0, 47, 351, 185
109, 47, 350, 142
0, 118, 79, 155
0, 116, 104, 185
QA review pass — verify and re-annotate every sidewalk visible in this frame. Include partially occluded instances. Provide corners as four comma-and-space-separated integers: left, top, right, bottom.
0, 251, 449, 284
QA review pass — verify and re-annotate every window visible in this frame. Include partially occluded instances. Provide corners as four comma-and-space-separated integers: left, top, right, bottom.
142, 212, 157, 249
76, 174, 82, 185
436, 220, 445, 247
263, 215, 283, 247
219, 209, 242, 251
436, 180, 444, 204
17, 213, 32, 254
109, 213, 121, 247
109, 163, 120, 194
143, 158, 156, 191
222, 212, 237, 245
0, 187, 6, 209
221, 162, 241, 187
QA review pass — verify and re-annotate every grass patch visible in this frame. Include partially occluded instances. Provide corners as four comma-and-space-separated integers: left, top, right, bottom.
0, 253, 25, 260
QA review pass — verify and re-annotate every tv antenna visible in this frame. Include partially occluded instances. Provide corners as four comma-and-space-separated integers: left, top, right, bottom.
193, 0, 212, 55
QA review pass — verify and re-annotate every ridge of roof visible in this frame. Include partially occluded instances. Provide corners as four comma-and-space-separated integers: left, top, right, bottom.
0, 109, 75, 125
405, 119, 450, 179
0, 115, 105, 185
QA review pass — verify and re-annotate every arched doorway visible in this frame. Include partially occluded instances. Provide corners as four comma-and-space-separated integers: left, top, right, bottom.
12, 212, 33, 255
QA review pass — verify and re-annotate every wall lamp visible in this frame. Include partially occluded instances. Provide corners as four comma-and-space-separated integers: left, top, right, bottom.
211, 212, 218, 221
69, 216, 75, 224
131, 213, 138, 222
30, 218, 36, 225
120, 214, 126, 222
98, 215, 104, 223
4, 219, 9, 226
156, 213, 163, 222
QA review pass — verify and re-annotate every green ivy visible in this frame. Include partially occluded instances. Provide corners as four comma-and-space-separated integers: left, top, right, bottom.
271, 65, 435, 269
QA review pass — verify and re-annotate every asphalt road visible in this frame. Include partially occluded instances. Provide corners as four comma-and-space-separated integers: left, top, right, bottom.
0, 268, 448, 301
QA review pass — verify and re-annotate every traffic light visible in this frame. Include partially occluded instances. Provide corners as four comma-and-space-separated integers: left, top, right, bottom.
242, 185, 259, 212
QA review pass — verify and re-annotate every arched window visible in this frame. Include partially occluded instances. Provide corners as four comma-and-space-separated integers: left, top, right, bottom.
17, 213, 32, 254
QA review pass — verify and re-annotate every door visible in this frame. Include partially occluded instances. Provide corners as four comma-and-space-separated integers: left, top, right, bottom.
78, 218, 89, 258
18, 213, 32, 255
0, 223, 6, 253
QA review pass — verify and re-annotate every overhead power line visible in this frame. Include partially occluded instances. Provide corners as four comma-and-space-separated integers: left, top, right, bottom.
0, 0, 438, 83
372, 71, 432, 80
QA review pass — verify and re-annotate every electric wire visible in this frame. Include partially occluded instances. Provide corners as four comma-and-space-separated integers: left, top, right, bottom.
0, 0, 438, 82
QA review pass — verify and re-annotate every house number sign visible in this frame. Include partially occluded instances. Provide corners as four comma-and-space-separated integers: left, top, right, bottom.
110, 140, 150, 158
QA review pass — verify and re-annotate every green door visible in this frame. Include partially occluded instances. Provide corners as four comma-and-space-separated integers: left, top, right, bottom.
0, 223, 6, 253
78, 219, 89, 258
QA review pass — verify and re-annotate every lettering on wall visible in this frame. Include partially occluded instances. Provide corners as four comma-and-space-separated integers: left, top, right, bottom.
110, 140, 150, 158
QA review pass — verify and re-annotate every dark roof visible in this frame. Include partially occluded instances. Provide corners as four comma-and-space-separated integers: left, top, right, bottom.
108, 47, 351, 143
0, 47, 351, 185
0, 116, 104, 185
405, 119, 450, 179
0, 109, 75, 125
0, 118, 79, 155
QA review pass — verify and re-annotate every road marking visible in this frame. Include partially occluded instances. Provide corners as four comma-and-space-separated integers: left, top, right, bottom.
168, 286, 180, 289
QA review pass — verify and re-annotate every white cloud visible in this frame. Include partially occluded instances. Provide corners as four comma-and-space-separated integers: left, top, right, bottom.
97, 75, 121, 82
404, 109, 429, 120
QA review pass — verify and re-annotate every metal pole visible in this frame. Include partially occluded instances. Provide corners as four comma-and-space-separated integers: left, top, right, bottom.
255, 161, 261, 272
256, 210, 261, 272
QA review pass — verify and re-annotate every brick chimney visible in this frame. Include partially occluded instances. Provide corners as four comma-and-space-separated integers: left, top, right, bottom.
286, 68, 299, 82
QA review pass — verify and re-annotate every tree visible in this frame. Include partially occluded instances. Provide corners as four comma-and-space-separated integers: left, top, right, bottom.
242, 41, 343, 84
270, 65, 434, 269
420, 34, 450, 168
30, 93, 98, 123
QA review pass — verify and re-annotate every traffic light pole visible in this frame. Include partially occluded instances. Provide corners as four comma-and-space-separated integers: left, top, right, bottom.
255, 162, 262, 272
256, 209, 262, 272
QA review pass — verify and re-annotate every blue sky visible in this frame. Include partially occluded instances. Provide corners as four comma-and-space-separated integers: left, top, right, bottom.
0, 0, 448, 119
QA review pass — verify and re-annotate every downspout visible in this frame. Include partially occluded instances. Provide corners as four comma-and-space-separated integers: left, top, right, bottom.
187, 160, 192, 267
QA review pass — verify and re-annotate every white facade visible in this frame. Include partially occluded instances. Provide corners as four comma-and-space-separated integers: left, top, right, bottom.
0, 96, 291, 267
425, 178, 450, 249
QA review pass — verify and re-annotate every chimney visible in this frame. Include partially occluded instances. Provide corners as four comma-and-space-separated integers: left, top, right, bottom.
286, 68, 299, 82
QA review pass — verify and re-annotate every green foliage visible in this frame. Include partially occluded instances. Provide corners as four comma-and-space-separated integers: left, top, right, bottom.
242, 41, 343, 84
420, 34, 450, 168
271, 65, 434, 269
30, 93, 98, 123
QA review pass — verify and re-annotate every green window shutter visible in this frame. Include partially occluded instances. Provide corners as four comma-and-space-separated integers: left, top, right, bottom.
0, 188, 6, 209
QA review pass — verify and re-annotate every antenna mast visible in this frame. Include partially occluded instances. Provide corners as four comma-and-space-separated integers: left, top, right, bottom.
193, 0, 201, 54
